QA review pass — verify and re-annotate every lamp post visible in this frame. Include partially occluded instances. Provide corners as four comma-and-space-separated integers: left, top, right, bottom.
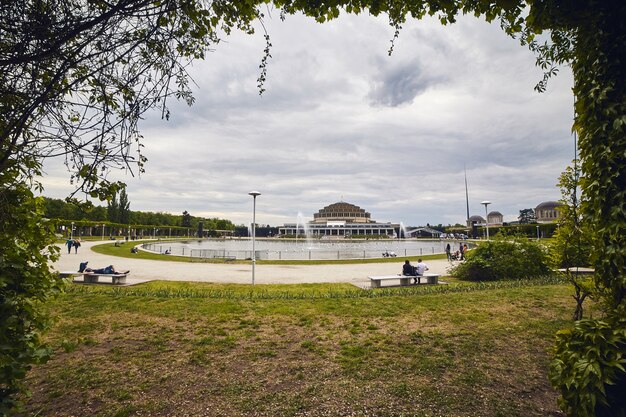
249, 191, 261, 285
101, 224, 105, 241
481, 201, 491, 240
70, 222, 74, 239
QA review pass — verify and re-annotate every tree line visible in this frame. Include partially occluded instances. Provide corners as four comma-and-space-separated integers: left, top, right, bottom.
43, 196, 235, 231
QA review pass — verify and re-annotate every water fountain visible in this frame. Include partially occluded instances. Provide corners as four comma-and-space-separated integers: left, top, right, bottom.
399, 222, 410, 239
296, 211, 314, 248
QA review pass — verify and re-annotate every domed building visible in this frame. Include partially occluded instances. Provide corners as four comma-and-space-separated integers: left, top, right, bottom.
487, 211, 503, 226
313, 202, 371, 223
466, 215, 485, 228
279, 201, 399, 237
535, 201, 562, 223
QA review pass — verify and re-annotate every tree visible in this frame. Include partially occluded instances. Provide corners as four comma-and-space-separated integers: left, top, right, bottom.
182, 211, 192, 228
550, 160, 593, 321
0, 160, 62, 414
1, 0, 265, 197
1, 0, 263, 409
107, 192, 119, 223
518, 208, 537, 224
118, 189, 131, 225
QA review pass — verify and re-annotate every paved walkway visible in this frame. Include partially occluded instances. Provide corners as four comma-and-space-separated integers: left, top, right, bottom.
53, 241, 457, 287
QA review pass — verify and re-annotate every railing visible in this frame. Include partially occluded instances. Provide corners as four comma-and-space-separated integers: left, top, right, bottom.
142, 243, 443, 261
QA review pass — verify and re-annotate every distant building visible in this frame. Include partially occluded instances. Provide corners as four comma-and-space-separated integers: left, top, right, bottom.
467, 215, 485, 228
406, 227, 443, 238
278, 201, 399, 237
535, 201, 562, 223
487, 211, 503, 226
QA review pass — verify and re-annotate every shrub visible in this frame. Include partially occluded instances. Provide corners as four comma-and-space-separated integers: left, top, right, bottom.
450, 234, 552, 281
550, 313, 626, 417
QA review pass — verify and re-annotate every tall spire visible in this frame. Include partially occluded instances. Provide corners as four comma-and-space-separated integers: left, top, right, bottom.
464, 165, 470, 224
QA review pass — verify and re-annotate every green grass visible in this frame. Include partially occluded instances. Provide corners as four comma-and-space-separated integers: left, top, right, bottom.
23, 279, 586, 416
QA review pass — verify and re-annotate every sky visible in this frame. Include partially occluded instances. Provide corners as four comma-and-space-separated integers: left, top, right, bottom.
40, 10, 575, 228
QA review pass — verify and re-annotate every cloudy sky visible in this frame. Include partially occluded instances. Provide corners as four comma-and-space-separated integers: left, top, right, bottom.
41, 10, 575, 227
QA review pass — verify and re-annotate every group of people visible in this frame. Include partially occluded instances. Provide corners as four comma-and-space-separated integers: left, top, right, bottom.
445, 242, 469, 261
401, 259, 429, 284
65, 238, 81, 254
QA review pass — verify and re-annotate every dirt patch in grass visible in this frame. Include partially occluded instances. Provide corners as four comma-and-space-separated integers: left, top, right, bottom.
21, 284, 574, 416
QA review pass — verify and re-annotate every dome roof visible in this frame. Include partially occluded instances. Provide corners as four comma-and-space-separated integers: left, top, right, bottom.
468, 215, 485, 222
313, 201, 371, 222
321, 202, 364, 212
536, 201, 562, 210
488, 211, 502, 216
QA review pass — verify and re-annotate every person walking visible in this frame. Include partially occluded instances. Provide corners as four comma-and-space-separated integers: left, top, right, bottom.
72, 239, 81, 254
459, 242, 465, 261
445, 243, 451, 260
65, 238, 73, 254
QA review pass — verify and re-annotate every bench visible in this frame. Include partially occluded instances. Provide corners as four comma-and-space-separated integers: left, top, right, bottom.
368, 273, 440, 288
59, 271, 128, 285
557, 267, 594, 276
80, 272, 128, 285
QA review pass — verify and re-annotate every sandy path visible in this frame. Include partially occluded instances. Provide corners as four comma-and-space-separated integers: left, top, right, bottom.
53, 240, 456, 287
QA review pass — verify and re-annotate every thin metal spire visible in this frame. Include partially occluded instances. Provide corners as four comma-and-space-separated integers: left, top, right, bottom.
464, 165, 470, 223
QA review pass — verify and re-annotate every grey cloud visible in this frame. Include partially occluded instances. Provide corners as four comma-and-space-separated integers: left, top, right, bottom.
39, 13, 575, 228
368, 59, 446, 107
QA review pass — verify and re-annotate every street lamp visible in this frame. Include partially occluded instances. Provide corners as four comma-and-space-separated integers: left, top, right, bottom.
249, 191, 261, 285
70, 221, 74, 239
481, 201, 491, 240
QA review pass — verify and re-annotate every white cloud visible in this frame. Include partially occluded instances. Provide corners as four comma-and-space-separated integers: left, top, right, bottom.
40, 11, 574, 227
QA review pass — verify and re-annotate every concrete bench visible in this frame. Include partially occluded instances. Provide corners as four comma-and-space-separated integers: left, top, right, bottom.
557, 267, 594, 276
59, 271, 128, 285
368, 273, 439, 288
80, 273, 128, 285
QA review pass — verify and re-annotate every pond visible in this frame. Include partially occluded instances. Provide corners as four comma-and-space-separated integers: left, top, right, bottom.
142, 238, 465, 261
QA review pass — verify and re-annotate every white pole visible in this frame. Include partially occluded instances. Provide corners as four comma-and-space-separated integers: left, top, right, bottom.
249, 191, 261, 285
252, 199, 256, 285
481, 201, 491, 240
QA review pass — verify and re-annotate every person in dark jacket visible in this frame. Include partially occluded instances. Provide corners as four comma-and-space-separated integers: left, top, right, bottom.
402, 260, 417, 276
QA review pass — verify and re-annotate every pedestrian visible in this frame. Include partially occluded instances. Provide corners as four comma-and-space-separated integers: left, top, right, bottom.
414, 258, 429, 284
73, 238, 81, 254
459, 243, 465, 261
66, 238, 73, 254
402, 260, 416, 276
445, 243, 451, 260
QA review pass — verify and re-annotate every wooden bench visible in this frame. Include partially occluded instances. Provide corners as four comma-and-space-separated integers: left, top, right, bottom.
368, 273, 440, 288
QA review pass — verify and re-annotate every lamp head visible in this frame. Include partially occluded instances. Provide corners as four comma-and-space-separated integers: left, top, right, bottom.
248, 191, 261, 197
480, 200, 491, 206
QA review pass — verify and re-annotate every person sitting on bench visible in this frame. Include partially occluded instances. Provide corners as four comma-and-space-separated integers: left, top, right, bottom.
79, 262, 129, 275
402, 260, 417, 276
414, 259, 429, 284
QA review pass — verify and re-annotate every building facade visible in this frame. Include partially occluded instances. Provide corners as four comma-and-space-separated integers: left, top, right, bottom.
535, 201, 562, 223
278, 201, 399, 237
487, 211, 503, 226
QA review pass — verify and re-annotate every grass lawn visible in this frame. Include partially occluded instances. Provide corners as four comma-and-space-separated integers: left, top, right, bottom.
23, 280, 578, 416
